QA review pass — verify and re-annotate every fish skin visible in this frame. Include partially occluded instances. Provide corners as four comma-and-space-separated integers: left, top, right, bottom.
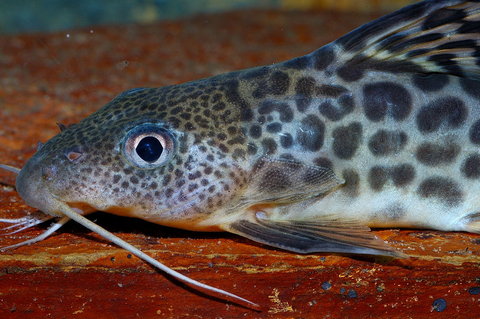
8, 0, 480, 255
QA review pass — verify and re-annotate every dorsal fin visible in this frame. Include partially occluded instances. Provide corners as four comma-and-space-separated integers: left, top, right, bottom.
318, 0, 480, 81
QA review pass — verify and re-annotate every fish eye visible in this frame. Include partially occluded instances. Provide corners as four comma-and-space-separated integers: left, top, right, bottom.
136, 136, 163, 162
123, 124, 174, 168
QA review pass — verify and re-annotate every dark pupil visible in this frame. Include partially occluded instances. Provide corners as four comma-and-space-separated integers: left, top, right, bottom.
136, 136, 163, 163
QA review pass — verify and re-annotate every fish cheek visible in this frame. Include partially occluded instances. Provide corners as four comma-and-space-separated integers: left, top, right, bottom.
135, 140, 250, 227
41, 157, 91, 203
49, 152, 133, 211
183, 162, 249, 217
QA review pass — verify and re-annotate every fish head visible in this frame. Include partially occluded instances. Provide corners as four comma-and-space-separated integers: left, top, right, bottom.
16, 82, 252, 230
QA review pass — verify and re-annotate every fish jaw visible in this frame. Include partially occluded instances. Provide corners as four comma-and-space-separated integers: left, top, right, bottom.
15, 149, 64, 217
15, 149, 97, 218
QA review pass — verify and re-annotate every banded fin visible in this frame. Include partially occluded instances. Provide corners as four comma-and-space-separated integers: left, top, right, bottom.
223, 157, 401, 257
328, 0, 480, 81
227, 214, 401, 257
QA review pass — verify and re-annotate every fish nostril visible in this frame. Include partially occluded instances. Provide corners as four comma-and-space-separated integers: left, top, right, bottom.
66, 151, 83, 162
41, 166, 57, 181
64, 146, 84, 162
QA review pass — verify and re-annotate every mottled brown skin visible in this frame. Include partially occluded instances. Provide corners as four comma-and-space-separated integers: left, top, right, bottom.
23, 63, 316, 230
30, 73, 249, 226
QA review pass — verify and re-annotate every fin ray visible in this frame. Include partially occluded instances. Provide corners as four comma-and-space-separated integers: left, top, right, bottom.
226, 214, 402, 257
237, 156, 343, 208
462, 212, 480, 233
327, 0, 480, 80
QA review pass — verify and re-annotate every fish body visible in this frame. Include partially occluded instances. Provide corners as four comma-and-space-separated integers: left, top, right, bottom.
7, 0, 480, 258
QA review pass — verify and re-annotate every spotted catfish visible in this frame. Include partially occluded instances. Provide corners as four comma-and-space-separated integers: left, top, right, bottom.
2, 0, 480, 308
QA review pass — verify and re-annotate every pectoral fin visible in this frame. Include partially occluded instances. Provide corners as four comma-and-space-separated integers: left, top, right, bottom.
226, 214, 402, 257
224, 157, 401, 257
239, 156, 344, 206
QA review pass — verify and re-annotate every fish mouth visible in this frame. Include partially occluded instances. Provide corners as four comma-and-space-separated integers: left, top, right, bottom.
15, 154, 76, 217
16, 165, 98, 217
16, 158, 55, 215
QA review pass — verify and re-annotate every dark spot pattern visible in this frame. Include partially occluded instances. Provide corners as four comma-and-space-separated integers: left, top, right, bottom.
368, 166, 389, 191
363, 82, 412, 122
313, 47, 335, 70
241, 66, 268, 80
332, 122, 362, 159
266, 122, 282, 133
418, 177, 463, 206
224, 79, 254, 122
412, 74, 449, 92
379, 203, 406, 220
337, 57, 423, 82
280, 133, 293, 148
461, 78, 480, 100
462, 154, 480, 179
416, 142, 460, 166
283, 56, 310, 69
269, 71, 290, 95
249, 125, 262, 139
262, 138, 277, 154
319, 94, 355, 121
295, 77, 315, 112
368, 130, 407, 156
369, 164, 415, 191
342, 169, 360, 197
258, 101, 294, 123
279, 153, 296, 161
247, 143, 258, 155
469, 120, 480, 144
253, 72, 290, 99
296, 115, 325, 152
391, 164, 415, 186
416, 97, 467, 133
316, 85, 347, 97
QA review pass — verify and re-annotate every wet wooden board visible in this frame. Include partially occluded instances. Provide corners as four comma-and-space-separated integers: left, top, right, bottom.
1, 8, 480, 319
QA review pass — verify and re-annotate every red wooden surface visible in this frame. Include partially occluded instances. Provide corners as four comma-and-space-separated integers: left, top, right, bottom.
1, 8, 480, 319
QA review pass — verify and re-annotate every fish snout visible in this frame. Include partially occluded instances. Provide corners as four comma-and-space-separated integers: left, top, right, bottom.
40, 165, 57, 181
16, 157, 62, 217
